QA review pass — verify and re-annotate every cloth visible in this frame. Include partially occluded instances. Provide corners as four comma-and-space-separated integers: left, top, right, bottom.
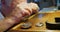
0, 12, 4, 20
0, 0, 4, 20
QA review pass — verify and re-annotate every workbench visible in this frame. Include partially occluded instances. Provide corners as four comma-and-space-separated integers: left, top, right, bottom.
8, 10, 60, 32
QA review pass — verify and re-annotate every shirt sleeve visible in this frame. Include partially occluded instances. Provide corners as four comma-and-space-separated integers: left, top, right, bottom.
0, 12, 4, 20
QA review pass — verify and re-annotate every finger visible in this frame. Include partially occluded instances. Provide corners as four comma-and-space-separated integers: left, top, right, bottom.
21, 8, 31, 16
29, 3, 39, 13
24, 6, 32, 14
17, 3, 31, 16
17, 3, 32, 14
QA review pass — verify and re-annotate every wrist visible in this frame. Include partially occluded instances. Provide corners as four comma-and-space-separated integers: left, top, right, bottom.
8, 15, 23, 24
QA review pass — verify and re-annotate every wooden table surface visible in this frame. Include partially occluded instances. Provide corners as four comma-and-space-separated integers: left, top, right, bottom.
8, 10, 60, 32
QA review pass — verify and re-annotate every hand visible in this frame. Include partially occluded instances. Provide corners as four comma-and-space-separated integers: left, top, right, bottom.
10, 2, 39, 20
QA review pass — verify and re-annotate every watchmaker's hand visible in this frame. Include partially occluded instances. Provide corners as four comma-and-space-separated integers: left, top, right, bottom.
0, 2, 39, 32
10, 2, 39, 20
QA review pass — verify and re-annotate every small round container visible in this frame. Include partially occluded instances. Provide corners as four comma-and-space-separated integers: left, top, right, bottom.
20, 22, 32, 29
46, 22, 60, 30
35, 23, 43, 27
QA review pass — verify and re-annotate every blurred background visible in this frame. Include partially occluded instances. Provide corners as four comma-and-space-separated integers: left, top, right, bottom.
27, 0, 60, 10
0, 0, 60, 20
